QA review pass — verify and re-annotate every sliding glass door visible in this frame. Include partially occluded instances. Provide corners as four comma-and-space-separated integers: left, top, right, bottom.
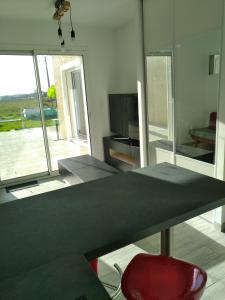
0, 55, 48, 181
36, 55, 90, 171
0, 53, 90, 184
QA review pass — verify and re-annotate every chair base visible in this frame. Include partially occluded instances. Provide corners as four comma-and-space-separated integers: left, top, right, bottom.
101, 263, 123, 299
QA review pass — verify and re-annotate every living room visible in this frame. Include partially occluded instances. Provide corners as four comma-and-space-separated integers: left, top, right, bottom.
0, 0, 139, 165
1, 0, 225, 299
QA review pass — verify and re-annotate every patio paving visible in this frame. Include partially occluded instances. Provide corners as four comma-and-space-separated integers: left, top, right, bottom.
0, 126, 89, 181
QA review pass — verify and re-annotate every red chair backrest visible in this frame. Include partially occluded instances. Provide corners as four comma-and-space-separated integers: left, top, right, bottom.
89, 258, 98, 274
209, 112, 217, 129
121, 254, 207, 300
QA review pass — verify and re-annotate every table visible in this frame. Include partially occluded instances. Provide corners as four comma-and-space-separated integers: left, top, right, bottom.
151, 140, 214, 162
1, 163, 225, 299
58, 154, 119, 182
189, 128, 216, 146
0, 254, 109, 300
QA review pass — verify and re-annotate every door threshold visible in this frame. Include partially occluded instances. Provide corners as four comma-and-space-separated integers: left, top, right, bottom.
6, 180, 39, 193
0, 171, 59, 189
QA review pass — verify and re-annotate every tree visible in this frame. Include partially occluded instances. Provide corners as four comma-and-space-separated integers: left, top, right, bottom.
47, 84, 56, 99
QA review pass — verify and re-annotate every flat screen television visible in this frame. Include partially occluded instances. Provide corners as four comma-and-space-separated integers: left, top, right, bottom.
109, 93, 139, 141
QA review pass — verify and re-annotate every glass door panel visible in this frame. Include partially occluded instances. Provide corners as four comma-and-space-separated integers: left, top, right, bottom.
146, 55, 174, 166
173, 0, 224, 267
36, 55, 90, 171
71, 70, 87, 139
0, 55, 48, 181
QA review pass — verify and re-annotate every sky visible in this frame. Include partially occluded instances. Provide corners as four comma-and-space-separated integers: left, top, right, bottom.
0, 55, 54, 96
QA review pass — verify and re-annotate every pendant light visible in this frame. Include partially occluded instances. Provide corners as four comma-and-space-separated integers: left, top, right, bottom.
53, 0, 76, 45
57, 20, 63, 40
69, 3, 75, 40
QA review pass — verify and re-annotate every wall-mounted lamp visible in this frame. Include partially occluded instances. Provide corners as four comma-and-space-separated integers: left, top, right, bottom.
209, 54, 220, 75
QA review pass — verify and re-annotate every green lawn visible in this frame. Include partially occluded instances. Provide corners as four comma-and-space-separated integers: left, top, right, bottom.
0, 98, 57, 132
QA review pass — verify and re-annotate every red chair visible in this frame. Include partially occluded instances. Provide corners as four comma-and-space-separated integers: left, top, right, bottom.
89, 258, 98, 273
121, 254, 207, 300
209, 111, 217, 130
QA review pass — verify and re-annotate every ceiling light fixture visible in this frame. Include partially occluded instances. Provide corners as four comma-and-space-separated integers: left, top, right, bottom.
57, 20, 63, 40
69, 3, 75, 40
61, 39, 65, 48
53, 0, 75, 45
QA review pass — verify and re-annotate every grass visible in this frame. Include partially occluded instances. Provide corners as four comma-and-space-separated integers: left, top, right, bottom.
0, 98, 57, 132
0, 119, 56, 131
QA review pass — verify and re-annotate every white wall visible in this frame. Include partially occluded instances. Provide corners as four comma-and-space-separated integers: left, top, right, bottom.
113, 20, 138, 93
144, 0, 173, 52
0, 19, 117, 160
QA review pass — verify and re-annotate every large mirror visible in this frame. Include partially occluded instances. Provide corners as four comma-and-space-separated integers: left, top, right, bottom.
174, 0, 223, 166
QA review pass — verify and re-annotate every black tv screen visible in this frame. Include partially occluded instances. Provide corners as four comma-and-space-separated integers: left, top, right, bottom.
109, 93, 139, 140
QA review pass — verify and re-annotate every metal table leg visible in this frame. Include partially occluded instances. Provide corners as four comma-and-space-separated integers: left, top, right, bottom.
161, 228, 171, 256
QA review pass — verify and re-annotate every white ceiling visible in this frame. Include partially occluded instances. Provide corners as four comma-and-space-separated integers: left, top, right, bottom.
1, 0, 135, 28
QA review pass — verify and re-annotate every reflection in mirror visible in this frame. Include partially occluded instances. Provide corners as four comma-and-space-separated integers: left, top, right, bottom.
146, 55, 174, 165
174, 0, 223, 166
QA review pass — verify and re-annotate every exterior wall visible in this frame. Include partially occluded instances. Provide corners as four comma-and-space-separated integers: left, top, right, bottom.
147, 57, 169, 127
51, 56, 80, 140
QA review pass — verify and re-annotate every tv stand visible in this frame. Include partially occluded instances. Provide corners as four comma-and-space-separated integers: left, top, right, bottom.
103, 135, 140, 171
112, 136, 139, 145
113, 136, 130, 141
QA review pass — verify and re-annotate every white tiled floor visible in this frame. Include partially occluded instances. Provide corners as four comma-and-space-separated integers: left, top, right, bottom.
0, 174, 83, 205
1, 175, 225, 299
101, 217, 225, 299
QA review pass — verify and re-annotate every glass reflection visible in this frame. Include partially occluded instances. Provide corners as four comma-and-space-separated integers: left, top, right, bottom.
174, 0, 223, 165
146, 55, 174, 165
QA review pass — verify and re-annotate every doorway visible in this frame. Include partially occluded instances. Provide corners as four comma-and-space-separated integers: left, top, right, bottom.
71, 70, 87, 139
36, 54, 91, 171
61, 60, 89, 146
0, 53, 91, 185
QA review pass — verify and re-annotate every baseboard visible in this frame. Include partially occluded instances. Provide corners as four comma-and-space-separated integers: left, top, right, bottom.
204, 221, 225, 233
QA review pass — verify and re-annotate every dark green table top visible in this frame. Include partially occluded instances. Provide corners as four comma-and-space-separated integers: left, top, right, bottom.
58, 154, 119, 182
59, 155, 119, 174
0, 255, 109, 300
1, 163, 225, 299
